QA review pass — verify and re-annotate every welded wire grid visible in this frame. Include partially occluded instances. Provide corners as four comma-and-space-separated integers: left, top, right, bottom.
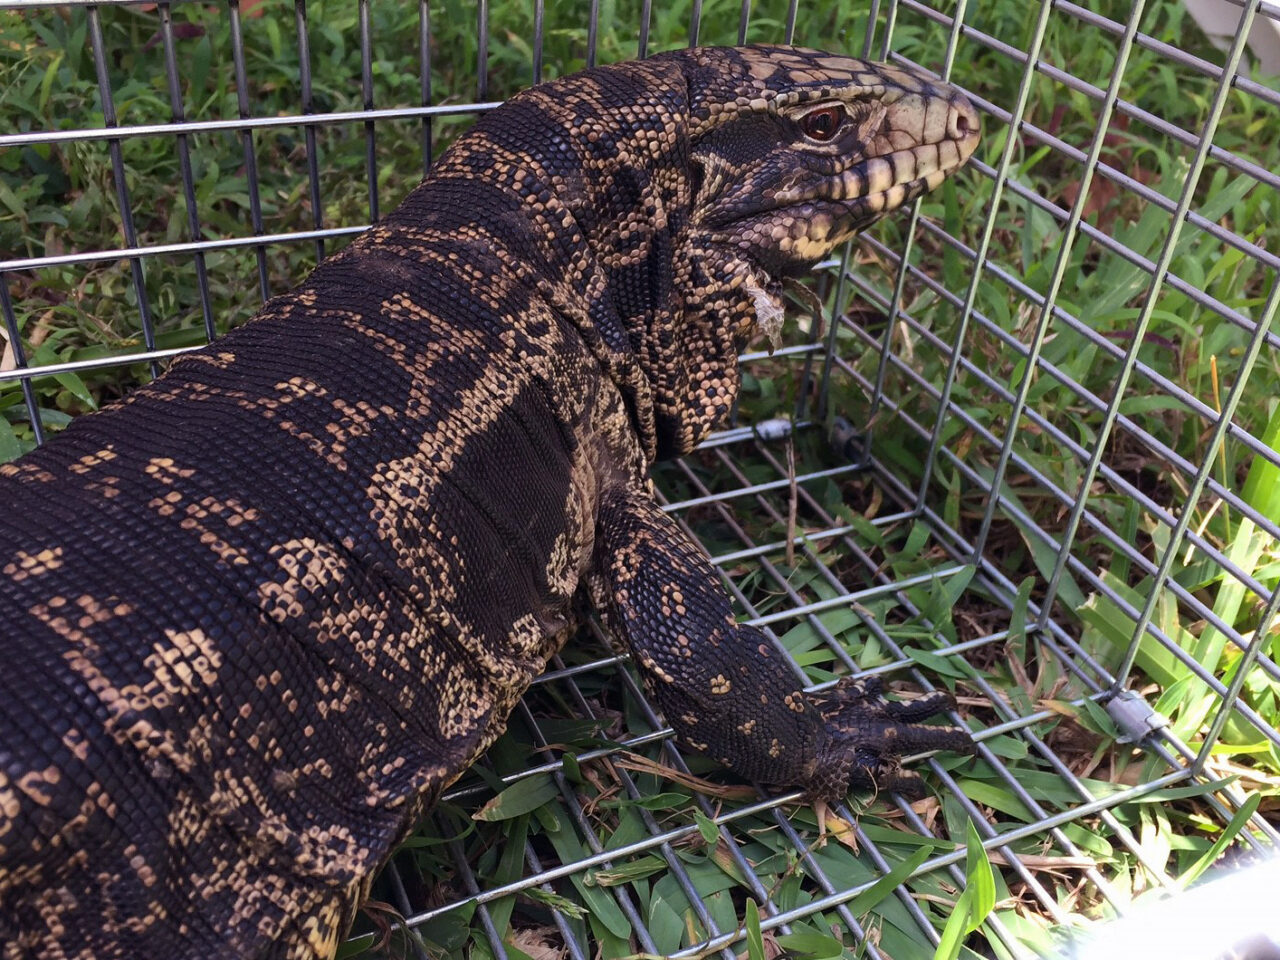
1, 1, 1278, 958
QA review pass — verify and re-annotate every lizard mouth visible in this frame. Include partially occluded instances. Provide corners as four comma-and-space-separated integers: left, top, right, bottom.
777, 107, 979, 210
754, 127, 977, 221
707, 94, 980, 275
756, 163, 959, 260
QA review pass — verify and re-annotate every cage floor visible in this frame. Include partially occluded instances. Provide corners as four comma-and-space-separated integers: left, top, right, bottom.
343, 413, 1273, 960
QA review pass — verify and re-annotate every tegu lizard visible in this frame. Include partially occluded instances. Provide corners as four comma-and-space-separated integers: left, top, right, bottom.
0, 45, 979, 958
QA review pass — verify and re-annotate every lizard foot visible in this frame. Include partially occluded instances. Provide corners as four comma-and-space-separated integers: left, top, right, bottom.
802, 675, 975, 804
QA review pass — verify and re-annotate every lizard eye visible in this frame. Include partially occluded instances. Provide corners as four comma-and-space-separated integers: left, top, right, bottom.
799, 104, 845, 142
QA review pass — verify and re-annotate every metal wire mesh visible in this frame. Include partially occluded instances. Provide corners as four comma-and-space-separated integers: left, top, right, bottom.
2, 1, 1278, 957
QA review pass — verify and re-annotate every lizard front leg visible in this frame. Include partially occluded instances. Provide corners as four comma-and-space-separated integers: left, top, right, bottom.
589, 485, 973, 803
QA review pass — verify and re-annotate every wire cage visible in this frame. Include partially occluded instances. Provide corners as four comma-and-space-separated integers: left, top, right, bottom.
1, 1, 1278, 958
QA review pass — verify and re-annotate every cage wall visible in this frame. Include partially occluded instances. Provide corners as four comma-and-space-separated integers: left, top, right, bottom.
1, 2, 1277, 958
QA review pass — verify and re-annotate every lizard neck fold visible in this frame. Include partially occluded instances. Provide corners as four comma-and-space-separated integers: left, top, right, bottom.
402, 58, 749, 463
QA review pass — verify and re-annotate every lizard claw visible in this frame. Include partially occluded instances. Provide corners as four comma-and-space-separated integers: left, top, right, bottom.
802, 675, 975, 804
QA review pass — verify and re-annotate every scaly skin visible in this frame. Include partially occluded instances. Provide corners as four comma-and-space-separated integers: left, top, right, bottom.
0, 46, 979, 958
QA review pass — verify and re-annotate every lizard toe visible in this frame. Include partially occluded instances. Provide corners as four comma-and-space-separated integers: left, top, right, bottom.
801, 679, 974, 804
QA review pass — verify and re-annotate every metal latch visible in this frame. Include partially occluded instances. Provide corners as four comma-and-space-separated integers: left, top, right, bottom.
1105, 689, 1169, 744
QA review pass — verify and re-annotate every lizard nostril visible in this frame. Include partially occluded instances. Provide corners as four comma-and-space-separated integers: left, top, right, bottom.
949, 102, 977, 139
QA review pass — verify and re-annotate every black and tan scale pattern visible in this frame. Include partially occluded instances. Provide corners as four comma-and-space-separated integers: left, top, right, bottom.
0, 46, 979, 958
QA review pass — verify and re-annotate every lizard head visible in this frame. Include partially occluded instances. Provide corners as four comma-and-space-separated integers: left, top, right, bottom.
432, 45, 978, 460
682, 45, 979, 272
670, 44, 980, 350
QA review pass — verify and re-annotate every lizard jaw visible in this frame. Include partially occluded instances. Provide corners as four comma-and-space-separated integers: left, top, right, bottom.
703, 158, 961, 353
759, 166, 955, 265
706, 164, 955, 354
699, 88, 980, 275
715, 135, 978, 276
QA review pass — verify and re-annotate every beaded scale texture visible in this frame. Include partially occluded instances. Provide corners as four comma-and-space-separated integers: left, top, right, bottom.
0, 45, 979, 958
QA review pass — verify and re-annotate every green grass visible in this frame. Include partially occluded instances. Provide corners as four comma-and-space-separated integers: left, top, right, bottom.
2, 1, 1279, 958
